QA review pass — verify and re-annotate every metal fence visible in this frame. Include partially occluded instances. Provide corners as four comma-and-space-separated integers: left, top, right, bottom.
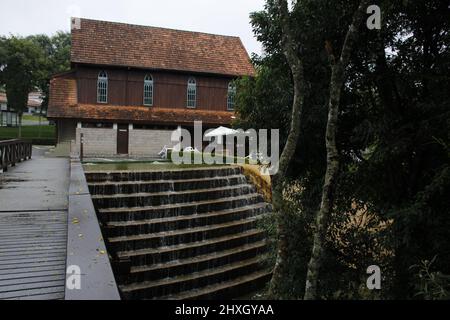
0, 111, 19, 127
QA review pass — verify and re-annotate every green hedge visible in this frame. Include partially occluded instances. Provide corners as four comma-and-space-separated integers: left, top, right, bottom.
0, 125, 55, 145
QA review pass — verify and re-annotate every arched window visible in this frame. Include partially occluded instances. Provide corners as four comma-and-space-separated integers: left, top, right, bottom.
97, 71, 108, 103
227, 82, 236, 111
187, 77, 197, 108
143, 75, 154, 106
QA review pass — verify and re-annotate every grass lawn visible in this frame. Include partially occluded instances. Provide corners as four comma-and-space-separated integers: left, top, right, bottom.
22, 114, 48, 122
0, 125, 55, 141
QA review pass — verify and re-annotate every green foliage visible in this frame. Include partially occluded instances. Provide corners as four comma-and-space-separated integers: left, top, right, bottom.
27, 32, 71, 110
410, 256, 450, 300
0, 36, 46, 115
240, 0, 450, 299
0, 125, 55, 141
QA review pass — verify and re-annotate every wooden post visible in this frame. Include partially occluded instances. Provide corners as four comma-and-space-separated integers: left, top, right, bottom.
80, 133, 84, 162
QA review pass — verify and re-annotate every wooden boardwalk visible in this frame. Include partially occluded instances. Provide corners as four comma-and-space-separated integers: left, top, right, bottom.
0, 148, 70, 300
0, 211, 67, 300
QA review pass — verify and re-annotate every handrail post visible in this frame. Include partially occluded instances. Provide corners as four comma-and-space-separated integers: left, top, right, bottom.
80, 133, 84, 162
0, 140, 33, 173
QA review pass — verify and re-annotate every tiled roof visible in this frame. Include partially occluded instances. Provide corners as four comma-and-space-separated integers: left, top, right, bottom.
49, 104, 234, 126
0, 92, 42, 107
71, 18, 255, 77
47, 75, 234, 126
48, 74, 77, 109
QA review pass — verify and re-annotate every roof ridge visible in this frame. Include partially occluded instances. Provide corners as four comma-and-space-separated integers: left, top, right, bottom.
74, 17, 241, 40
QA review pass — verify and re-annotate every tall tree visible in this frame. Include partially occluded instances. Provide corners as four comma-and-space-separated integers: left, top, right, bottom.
0, 36, 45, 137
238, 0, 450, 299
303, 0, 371, 300
28, 32, 71, 111
268, 0, 307, 298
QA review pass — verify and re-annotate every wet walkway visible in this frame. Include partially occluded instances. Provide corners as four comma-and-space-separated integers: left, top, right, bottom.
0, 147, 69, 300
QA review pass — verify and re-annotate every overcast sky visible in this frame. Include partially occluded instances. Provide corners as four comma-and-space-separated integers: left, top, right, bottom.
0, 0, 266, 56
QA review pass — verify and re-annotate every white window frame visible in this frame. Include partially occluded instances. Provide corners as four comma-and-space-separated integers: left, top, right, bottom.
227, 82, 236, 111
97, 71, 108, 104
187, 77, 197, 108
143, 74, 154, 106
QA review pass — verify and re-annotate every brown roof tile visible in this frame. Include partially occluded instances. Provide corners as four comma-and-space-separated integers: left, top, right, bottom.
50, 104, 234, 127
48, 73, 77, 110
71, 18, 255, 77
0, 92, 43, 107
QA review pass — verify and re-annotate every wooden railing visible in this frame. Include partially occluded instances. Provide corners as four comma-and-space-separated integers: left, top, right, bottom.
0, 139, 32, 172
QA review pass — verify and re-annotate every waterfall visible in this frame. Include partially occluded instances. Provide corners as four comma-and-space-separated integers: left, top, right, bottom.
86, 166, 272, 300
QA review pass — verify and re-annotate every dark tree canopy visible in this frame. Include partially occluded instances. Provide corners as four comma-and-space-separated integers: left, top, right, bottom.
235, 0, 450, 299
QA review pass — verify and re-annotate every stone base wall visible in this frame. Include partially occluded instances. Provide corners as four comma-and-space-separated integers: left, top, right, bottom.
74, 127, 117, 157
69, 126, 175, 158
129, 129, 174, 157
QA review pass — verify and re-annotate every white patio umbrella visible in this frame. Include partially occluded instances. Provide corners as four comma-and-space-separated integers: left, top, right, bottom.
204, 126, 238, 138
204, 126, 238, 145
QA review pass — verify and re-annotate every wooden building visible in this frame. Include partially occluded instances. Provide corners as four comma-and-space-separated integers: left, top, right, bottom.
47, 18, 255, 157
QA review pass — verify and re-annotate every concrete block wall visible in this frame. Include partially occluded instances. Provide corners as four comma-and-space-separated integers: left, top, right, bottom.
129, 129, 174, 157
75, 127, 117, 157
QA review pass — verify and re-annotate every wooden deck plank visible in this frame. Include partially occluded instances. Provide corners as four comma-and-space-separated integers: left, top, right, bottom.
0, 253, 67, 262
5, 292, 65, 300
0, 154, 69, 300
0, 257, 66, 267
0, 261, 66, 271
0, 210, 68, 300
0, 267, 66, 280
0, 286, 65, 299
0, 274, 65, 286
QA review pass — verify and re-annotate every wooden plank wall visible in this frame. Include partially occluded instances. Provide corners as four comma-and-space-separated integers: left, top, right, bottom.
76, 67, 233, 111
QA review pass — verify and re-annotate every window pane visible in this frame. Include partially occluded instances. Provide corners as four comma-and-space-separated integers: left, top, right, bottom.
227, 83, 236, 111
144, 75, 154, 106
187, 79, 196, 108
97, 71, 108, 103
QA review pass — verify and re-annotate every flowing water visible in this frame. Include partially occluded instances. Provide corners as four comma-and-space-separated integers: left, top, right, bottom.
85, 165, 272, 300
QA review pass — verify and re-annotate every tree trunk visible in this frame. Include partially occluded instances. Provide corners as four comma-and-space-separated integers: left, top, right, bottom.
269, 0, 306, 298
303, 0, 370, 300
38, 106, 42, 138
18, 113, 22, 139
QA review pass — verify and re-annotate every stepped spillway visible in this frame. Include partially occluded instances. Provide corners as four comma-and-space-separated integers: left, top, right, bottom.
85, 165, 273, 300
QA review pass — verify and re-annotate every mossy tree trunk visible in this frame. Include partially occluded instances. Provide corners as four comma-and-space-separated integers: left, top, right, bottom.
303, 0, 371, 300
269, 0, 307, 299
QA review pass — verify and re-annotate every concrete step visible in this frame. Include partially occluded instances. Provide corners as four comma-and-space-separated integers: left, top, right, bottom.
85, 166, 243, 183
104, 203, 271, 236
88, 175, 248, 195
92, 184, 256, 209
126, 240, 267, 284
157, 269, 272, 300
108, 215, 266, 252
98, 194, 265, 222
120, 256, 265, 299
116, 229, 266, 267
